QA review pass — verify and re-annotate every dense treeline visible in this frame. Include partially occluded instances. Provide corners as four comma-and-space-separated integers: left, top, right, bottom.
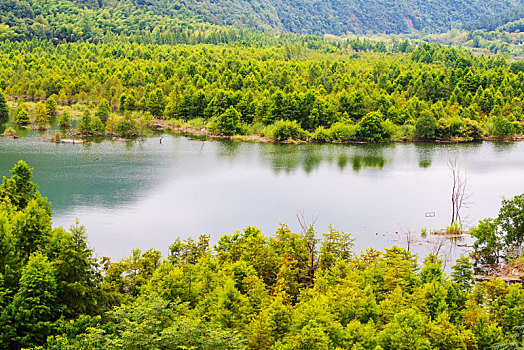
0, 0, 279, 45
0, 161, 107, 349
1, 161, 524, 349
1, 40, 523, 142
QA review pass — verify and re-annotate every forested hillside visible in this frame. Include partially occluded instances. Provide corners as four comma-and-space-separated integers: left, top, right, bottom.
1, 0, 524, 38
463, 6, 524, 32
175, 0, 524, 34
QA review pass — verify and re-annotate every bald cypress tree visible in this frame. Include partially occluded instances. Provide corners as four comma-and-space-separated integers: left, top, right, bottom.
0, 91, 8, 121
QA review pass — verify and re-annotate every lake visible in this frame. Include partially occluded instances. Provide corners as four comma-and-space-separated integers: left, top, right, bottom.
1, 126, 522, 267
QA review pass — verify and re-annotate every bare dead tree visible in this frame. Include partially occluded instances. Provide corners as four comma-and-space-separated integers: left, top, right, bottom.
404, 229, 418, 252
296, 211, 320, 287
428, 233, 453, 270
448, 159, 470, 226
397, 225, 419, 252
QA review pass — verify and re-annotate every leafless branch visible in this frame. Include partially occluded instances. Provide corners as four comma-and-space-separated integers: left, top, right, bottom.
448, 159, 469, 226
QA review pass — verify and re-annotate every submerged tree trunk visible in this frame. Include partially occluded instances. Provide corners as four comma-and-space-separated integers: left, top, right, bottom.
449, 159, 468, 226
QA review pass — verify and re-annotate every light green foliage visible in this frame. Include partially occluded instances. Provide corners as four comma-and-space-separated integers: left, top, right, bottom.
33, 101, 49, 127
1, 41, 523, 143
58, 111, 71, 127
327, 122, 358, 142
116, 113, 139, 137
458, 118, 484, 141
169, 234, 210, 265
95, 99, 111, 122
0, 160, 41, 211
14, 102, 30, 125
356, 111, 391, 142
269, 120, 309, 141
1, 253, 58, 349
44, 97, 58, 118
90, 116, 105, 135
105, 115, 118, 134
147, 88, 166, 117
491, 115, 522, 138
44, 296, 245, 349
0, 162, 106, 349
451, 257, 474, 291
377, 308, 432, 350
103, 248, 162, 301
312, 126, 332, 143
45, 222, 104, 318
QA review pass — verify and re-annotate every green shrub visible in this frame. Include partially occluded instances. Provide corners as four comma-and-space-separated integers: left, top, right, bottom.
458, 118, 484, 141
382, 119, 401, 141
187, 118, 206, 130
95, 98, 111, 122
2, 126, 16, 137
77, 109, 92, 134
209, 107, 244, 136
399, 124, 416, 140
0, 90, 9, 120
269, 120, 309, 141
327, 122, 358, 142
90, 116, 105, 135
14, 102, 31, 125
356, 111, 391, 142
415, 111, 437, 140
45, 96, 58, 117
117, 113, 138, 137
491, 115, 520, 138
33, 101, 49, 128
58, 111, 72, 127
312, 126, 331, 142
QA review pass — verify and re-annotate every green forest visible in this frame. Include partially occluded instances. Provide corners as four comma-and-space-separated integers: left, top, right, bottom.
1, 0, 524, 347
1, 39, 524, 143
1, 161, 524, 349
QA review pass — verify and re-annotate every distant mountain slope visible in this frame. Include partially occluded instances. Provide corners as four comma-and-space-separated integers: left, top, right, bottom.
148, 0, 524, 34
463, 6, 524, 32
1, 0, 524, 39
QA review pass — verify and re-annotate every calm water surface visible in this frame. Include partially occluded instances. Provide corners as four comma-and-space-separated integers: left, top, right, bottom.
1, 127, 522, 265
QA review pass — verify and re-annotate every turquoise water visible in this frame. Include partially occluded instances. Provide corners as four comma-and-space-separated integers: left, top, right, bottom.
1, 126, 522, 266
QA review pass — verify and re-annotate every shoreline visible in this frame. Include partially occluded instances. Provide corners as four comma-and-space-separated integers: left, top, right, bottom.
4, 118, 524, 144
150, 119, 524, 145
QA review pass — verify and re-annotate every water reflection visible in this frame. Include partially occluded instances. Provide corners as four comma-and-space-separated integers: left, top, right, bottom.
264, 143, 392, 174
351, 154, 386, 171
336, 154, 349, 171
492, 141, 516, 153
1, 127, 524, 261
414, 143, 434, 168
216, 139, 241, 157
